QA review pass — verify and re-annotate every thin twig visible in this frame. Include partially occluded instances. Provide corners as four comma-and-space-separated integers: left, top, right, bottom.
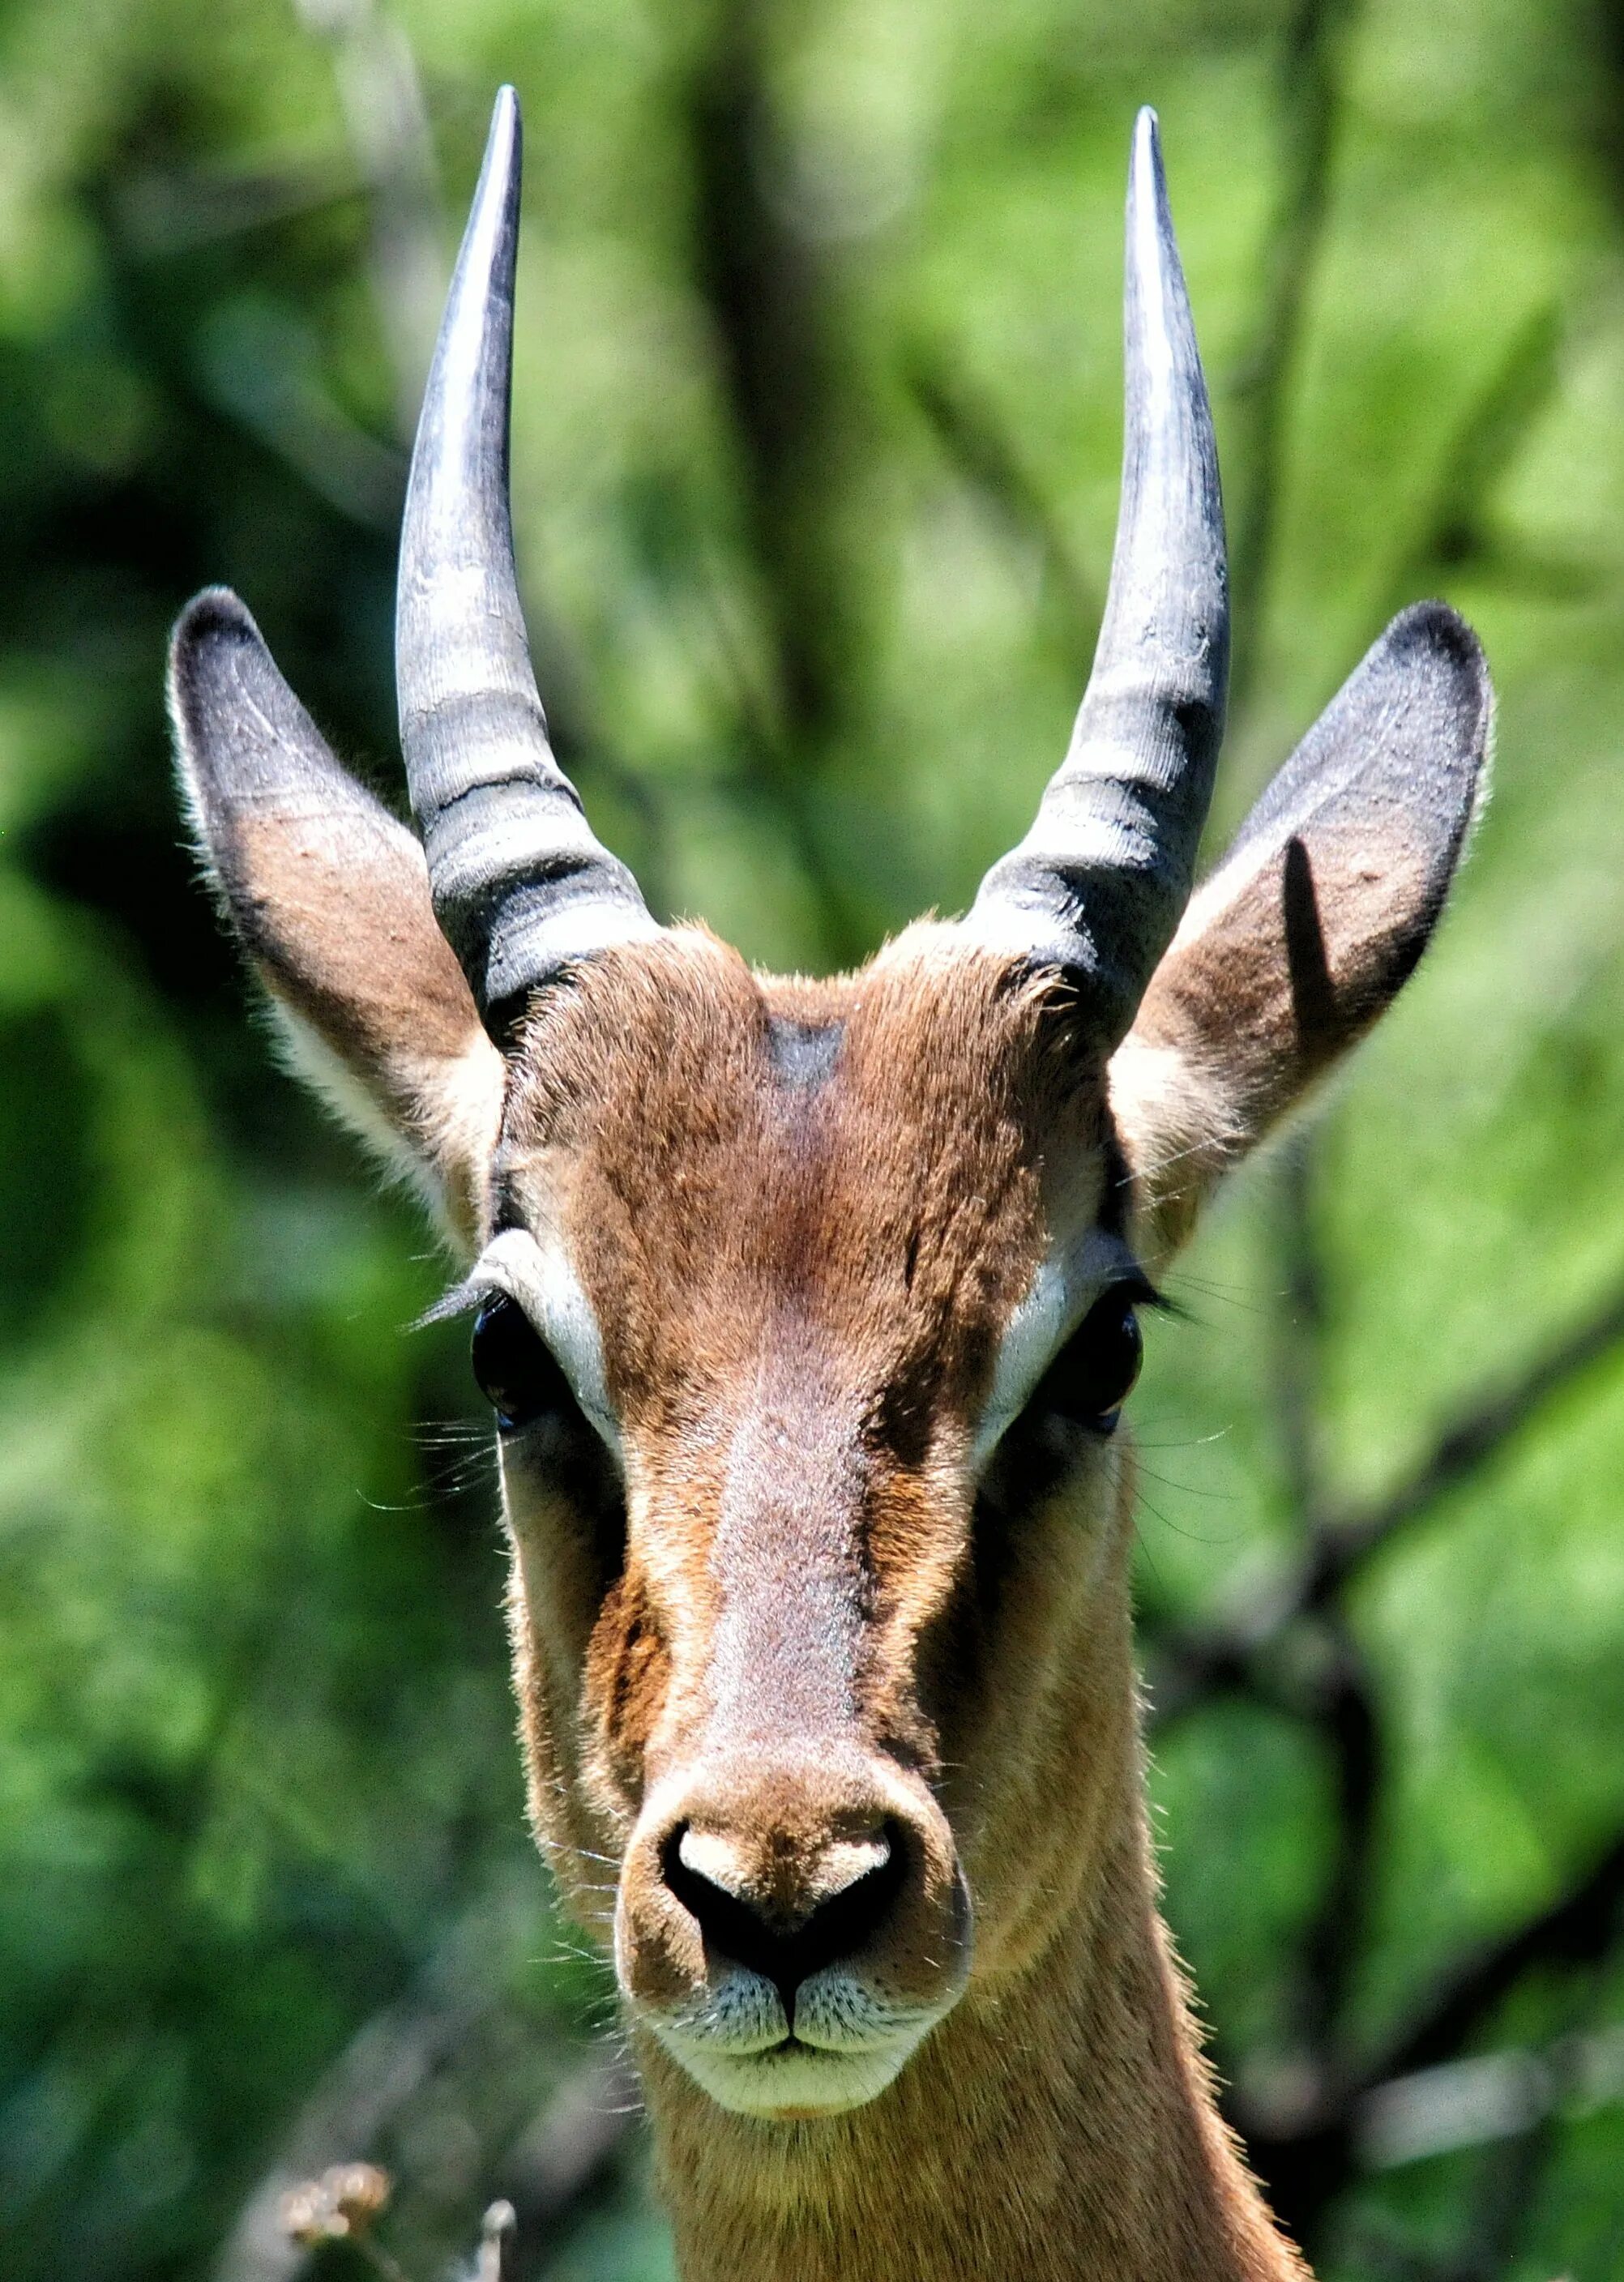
1384, 303, 1565, 609
1226, 0, 1360, 712
475, 2199, 516, 2282
903, 335, 1101, 678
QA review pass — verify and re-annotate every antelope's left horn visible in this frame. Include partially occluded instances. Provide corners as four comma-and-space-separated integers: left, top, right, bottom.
396, 86, 659, 1040
964, 108, 1229, 1045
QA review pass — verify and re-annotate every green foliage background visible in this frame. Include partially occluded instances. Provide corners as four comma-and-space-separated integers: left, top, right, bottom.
2, 0, 1622, 2277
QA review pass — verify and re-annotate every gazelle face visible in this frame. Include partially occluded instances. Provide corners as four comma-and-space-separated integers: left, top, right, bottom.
465, 928, 1150, 2116
170, 83, 1489, 2142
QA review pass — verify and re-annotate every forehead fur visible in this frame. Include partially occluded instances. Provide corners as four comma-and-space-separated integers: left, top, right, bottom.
497, 924, 1109, 1438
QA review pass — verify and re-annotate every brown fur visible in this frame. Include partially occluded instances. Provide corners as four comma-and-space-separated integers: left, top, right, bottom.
475, 923, 1307, 2280
189, 770, 1464, 2281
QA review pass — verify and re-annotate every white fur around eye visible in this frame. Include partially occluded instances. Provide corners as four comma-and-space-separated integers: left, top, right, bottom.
474, 1226, 621, 1458
974, 1229, 1141, 1464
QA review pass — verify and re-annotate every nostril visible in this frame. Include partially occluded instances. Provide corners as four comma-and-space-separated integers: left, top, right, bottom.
660, 1820, 907, 2020
675, 1824, 891, 1912
790, 1825, 906, 1989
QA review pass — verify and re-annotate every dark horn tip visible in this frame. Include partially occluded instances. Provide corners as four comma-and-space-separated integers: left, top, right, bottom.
455, 86, 520, 236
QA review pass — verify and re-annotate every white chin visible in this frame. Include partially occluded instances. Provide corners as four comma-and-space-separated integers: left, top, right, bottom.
659, 2032, 917, 2117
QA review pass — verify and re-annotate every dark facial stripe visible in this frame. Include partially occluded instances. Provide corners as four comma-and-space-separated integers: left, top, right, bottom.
765, 1015, 844, 1090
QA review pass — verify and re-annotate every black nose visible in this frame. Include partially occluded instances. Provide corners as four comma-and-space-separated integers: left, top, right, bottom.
661, 1823, 905, 2021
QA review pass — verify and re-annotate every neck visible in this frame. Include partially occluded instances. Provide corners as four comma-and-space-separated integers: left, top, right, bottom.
639, 1797, 1308, 2282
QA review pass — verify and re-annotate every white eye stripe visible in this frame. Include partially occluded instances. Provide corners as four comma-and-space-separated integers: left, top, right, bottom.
471, 1227, 622, 1458
974, 1229, 1144, 1464
453, 1228, 1139, 1473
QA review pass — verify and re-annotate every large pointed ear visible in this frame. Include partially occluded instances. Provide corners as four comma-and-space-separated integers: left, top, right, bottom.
1109, 601, 1492, 1267
169, 588, 505, 1251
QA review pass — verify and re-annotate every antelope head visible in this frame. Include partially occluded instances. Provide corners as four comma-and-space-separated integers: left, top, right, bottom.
171, 92, 1489, 2127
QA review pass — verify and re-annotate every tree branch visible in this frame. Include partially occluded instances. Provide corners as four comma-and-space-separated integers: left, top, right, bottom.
499, 2050, 641, 2282
1438, 2037, 1581, 2282
1146, 1273, 1624, 1728
1232, 1824, 1624, 2250
1272, 1130, 1327, 1532
1297, 1618, 1382, 2051
292, 0, 445, 442
683, 0, 874, 964
213, 1990, 485, 2282
294, 4, 675, 913
1359, 1827, 1624, 2096
1357, 2015, 1624, 2172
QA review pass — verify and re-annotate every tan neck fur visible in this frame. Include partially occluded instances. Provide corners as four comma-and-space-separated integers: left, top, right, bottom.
639, 1744, 1306, 2282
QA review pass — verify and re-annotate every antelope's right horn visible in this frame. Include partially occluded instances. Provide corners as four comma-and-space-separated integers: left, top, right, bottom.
395, 86, 660, 1041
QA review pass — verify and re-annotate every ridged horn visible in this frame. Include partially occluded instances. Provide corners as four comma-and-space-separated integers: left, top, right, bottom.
963, 107, 1229, 1045
396, 85, 659, 1038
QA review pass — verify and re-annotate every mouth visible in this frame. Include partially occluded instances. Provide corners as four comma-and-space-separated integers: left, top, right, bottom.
652, 2019, 924, 2117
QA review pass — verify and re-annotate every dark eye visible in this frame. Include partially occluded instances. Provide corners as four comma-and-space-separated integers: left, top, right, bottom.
1031, 1286, 1144, 1434
471, 1294, 574, 1434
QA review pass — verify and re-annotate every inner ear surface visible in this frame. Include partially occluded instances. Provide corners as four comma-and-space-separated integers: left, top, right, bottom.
171, 588, 506, 1246
1109, 600, 1492, 1267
